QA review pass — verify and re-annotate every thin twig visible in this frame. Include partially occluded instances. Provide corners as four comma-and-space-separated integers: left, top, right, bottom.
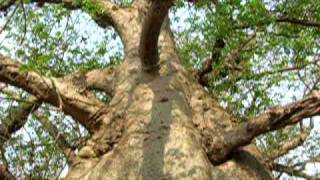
19, 0, 27, 45
0, 3, 18, 35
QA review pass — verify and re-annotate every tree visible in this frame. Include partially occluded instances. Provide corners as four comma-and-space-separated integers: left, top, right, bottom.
0, 0, 319, 179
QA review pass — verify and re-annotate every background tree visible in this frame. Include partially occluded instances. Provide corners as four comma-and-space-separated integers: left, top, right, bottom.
0, 0, 319, 179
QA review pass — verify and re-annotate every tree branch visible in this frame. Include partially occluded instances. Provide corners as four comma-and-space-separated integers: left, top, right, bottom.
221, 33, 256, 71
139, 0, 173, 71
0, 96, 40, 143
0, 2, 18, 35
0, 0, 16, 11
272, 163, 318, 180
206, 90, 320, 164
267, 128, 311, 161
84, 65, 118, 95
0, 98, 75, 165
0, 99, 76, 164
132, 0, 150, 9
0, 0, 78, 11
0, 54, 106, 132
254, 59, 320, 80
0, 88, 75, 163
34, 114, 76, 163
276, 16, 320, 28
196, 38, 225, 86
290, 155, 320, 175
0, 93, 38, 180
0, 0, 120, 28
196, 34, 255, 86
236, 15, 320, 30
0, 164, 15, 180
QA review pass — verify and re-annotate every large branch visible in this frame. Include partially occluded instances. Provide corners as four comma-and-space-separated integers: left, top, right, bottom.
0, 54, 106, 132
84, 65, 118, 95
139, 0, 173, 71
61, 64, 118, 97
206, 90, 320, 164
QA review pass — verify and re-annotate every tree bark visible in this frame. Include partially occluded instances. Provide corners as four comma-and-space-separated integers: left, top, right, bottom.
2, 0, 320, 179
63, 2, 273, 179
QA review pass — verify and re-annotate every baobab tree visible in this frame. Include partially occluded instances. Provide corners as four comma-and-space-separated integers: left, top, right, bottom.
0, 0, 319, 179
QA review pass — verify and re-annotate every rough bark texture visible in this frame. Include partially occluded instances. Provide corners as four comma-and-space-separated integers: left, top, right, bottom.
66, 27, 273, 180
1, 0, 320, 179
63, 2, 274, 179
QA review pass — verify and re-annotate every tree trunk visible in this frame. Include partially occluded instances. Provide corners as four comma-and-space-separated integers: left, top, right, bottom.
0, 0, 319, 179
65, 18, 273, 180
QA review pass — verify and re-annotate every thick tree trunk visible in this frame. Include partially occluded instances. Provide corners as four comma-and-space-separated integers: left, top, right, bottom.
65, 20, 273, 180
1, 1, 320, 179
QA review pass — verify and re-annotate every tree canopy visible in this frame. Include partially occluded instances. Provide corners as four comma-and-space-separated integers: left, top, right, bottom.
0, 0, 319, 179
